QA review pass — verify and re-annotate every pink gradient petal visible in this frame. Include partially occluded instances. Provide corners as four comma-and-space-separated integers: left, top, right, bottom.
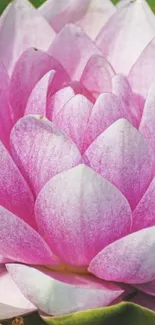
89, 226, 155, 284
0, 141, 35, 228
25, 70, 55, 116
132, 177, 155, 232
48, 24, 101, 80
35, 164, 131, 266
0, 0, 55, 75
84, 93, 132, 152
80, 55, 115, 99
7, 264, 123, 315
47, 86, 75, 121
54, 94, 93, 152
128, 38, 155, 105
139, 78, 155, 152
96, 0, 155, 75
112, 74, 139, 127
84, 119, 155, 210
40, 0, 115, 39
0, 63, 13, 150
9, 48, 70, 124
0, 267, 35, 312
10, 115, 82, 196
0, 206, 54, 264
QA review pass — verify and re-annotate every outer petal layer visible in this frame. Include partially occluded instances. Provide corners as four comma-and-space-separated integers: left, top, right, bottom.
0, 206, 54, 265
35, 164, 131, 266
0, 0, 55, 74
0, 267, 35, 311
96, 0, 155, 75
7, 264, 123, 315
89, 226, 155, 284
0, 141, 35, 227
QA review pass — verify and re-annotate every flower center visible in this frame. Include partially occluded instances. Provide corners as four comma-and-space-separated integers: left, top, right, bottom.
44, 263, 89, 275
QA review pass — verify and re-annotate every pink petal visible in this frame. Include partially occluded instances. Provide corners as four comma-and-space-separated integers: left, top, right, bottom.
128, 38, 155, 104
9, 48, 69, 124
0, 206, 54, 264
112, 74, 140, 127
96, 0, 155, 75
25, 70, 55, 116
0, 303, 35, 321
0, 63, 13, 150
132, 177, 155, 232
7, 264, 123, 315
0, 0, 55, 74
48, 24, 101, 80
0, 141, 35, 228
35, 164, 131, 266
80, 55, 115, 99
47, 86, 75, 121
89, 226, 155, 284
0, 256, 12, 264
54, 94, 93, 152
84, 119, 155, 210
40, 0, 115, 39
84, 93, 133, 152
0, 267, 35, 311
139, 78, 155, 152
10, 115, 82, 196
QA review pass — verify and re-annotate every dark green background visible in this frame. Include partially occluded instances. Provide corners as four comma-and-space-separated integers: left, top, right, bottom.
0, 0, 155, 15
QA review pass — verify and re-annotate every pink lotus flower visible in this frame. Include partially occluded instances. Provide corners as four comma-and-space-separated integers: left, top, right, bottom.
1, 0, 155, 317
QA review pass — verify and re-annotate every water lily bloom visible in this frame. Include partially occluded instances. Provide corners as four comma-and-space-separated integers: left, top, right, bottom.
1, 0, 155, 317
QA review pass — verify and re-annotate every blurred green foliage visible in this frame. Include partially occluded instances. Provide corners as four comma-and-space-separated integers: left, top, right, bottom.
112, 0, 155, 11
0, 0, 155, 14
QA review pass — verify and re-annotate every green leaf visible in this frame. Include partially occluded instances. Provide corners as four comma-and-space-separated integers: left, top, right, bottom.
43, 302, 155, 325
